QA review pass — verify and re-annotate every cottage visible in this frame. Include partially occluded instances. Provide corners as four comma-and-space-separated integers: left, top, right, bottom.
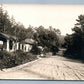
0, 33, 37, 53
20, 38, 35, 52
0, 33, 18, 52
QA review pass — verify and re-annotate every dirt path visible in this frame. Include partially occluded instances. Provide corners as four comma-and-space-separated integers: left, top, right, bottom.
0, 54, 84, 80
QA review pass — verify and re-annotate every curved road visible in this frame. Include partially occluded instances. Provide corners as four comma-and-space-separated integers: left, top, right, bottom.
0, 55, 84, 80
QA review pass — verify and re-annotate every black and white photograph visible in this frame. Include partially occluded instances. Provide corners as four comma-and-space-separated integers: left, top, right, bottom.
0, 3, 84, 80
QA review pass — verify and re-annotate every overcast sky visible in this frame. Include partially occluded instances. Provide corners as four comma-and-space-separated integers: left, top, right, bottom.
3, 4, 84, 35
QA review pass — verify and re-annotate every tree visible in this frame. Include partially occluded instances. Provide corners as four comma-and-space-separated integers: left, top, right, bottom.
0, 5, 15, 35
13, 23, 28, 41
26, 25, 35, 39
64, 15, 84, 59
0, 5, 29, 41
0, 6, 11, 33
34, 26, 59, 55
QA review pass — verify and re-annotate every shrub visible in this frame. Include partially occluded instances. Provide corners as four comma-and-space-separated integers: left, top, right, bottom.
0, 51, 17, 69
0, 50, 37, 69
30, 44, 42, 55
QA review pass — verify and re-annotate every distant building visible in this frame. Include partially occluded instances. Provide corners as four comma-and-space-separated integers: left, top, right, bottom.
20, 38, 36, 52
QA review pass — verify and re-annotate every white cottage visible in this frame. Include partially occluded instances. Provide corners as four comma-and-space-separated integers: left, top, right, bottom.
20, 38, 35, 52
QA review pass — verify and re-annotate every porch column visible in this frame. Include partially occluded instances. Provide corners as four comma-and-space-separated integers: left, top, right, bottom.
16, 42, 19, 50
20, 44, 22, 50
26, 45, 29, 52
6, 39, 10, 51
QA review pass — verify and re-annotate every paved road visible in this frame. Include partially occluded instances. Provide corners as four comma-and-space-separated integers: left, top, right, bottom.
0, 56, 84, 80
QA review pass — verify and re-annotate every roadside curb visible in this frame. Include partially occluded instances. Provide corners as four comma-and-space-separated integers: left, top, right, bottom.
2, 58, 42, 72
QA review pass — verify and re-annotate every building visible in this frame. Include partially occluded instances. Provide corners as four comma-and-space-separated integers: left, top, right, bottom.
0, 33, 18, 52
20, 38, 35, 52
0, 33, 36, 52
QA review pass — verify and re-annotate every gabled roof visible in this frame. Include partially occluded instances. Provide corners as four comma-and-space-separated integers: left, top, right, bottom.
0, 33, 17, 41
21, 38, 36, 45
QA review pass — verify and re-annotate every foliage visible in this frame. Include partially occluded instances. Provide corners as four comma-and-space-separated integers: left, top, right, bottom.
0, 6, 29, 41
64, 15, 84, 59
0, 50, 37, 69
0, 6, 11, 33
58, 35, 65, 47
33, 26, 59, 55
30, 43, 42, 55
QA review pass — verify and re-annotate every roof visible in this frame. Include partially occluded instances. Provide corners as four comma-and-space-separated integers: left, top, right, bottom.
0, 33, 17, 41
21, 38, 35, 44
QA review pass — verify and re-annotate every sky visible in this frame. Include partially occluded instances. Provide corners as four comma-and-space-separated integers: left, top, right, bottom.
2, 4, 84, 35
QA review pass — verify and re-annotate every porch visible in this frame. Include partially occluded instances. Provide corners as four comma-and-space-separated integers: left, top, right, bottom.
0, 33, 18, 52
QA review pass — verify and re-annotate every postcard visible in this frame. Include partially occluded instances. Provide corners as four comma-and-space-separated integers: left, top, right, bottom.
0, 0, 84, 80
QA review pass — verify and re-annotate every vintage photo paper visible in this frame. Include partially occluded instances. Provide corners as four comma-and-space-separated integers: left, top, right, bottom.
0, 3, 84, 80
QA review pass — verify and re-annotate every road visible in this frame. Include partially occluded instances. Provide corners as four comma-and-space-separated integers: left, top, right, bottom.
0, 55, 84, 80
